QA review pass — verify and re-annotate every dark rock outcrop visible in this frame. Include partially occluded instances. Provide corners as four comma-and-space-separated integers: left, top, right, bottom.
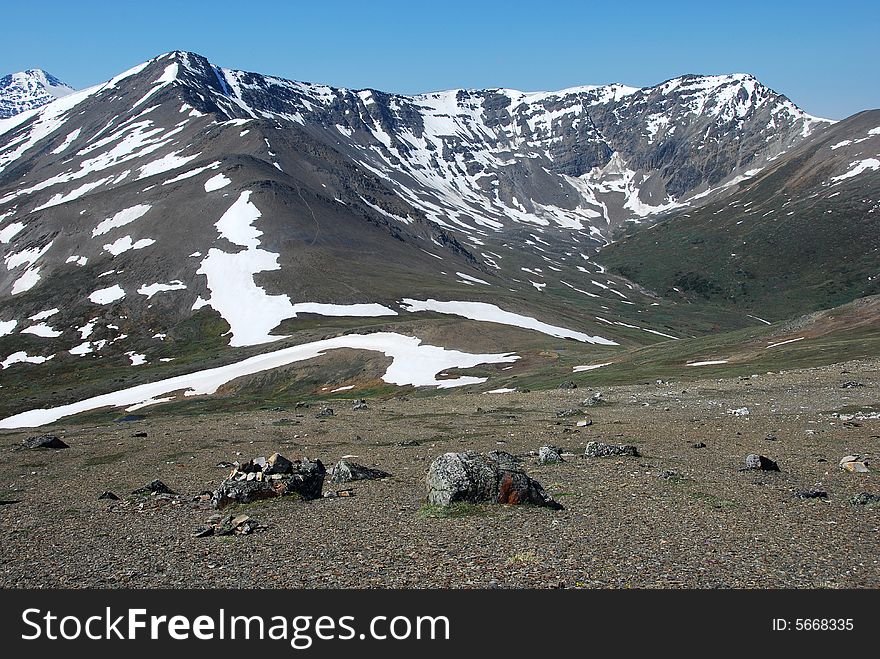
329, 460, 390, 484
211, 454, 325, 508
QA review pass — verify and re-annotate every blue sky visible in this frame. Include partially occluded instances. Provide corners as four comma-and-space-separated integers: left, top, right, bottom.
2, 0, 877, 119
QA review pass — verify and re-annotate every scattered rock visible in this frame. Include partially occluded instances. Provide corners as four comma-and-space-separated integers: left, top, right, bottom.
426, 450, 563, 509
576, 419, 593, 427
324, 489, 355, 498
294, 402, 310, 409
659, 469, 679, 480
21, 435, 69, 450
742, 454, 780, 471
727, 407, 750, 417
97, 491, 119, 500
840, 381, 864, 388
793, 489, 828, 499
850, 492, 880, 506
555, 408, 582, 418
330, 460, 391, 483
397, 440, 421, 447
212, 454, 325, 508
840, 457, 870, 473
691, 442, 706, 449
764, 434, 778, 441
195, 513, 260, 538
131, 432, 148, 438
216, 461, 236, 468
584, 441, 640, 458
537, 446, 564, 464
315, 407, 335, 418
352, 399, 368, 410
557, 380, 577, 390
583, 392, 605, 406
132, 480, 176, 495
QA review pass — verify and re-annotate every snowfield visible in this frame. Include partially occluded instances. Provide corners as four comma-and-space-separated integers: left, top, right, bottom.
0, 332, 519, 428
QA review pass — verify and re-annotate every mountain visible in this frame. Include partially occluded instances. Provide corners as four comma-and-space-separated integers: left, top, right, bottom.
0, 50, 867, 425
0, 69, 75, 119
601, 109, 880, 320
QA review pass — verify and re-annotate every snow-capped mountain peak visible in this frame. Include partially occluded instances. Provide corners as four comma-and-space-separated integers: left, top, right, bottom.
0, 69, 75, 119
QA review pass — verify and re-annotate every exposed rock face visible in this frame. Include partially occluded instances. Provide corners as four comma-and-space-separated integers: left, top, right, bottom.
426, 451, 563, 510
329, 460, 390, 484
584, 441, 640, 458
211, 455, 325, 508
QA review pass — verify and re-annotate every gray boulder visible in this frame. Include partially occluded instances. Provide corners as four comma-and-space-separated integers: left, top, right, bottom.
743, 454, 780, 471
537, 446, 564, 464
584, 441, 640, 458
426, 451, 562, 510
330, 460, 390, 484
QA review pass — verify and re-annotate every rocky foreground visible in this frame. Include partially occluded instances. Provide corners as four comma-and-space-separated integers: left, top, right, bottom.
0, 358, 878, 588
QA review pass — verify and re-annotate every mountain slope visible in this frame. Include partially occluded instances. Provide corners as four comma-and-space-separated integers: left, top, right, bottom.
0, 69, 75, 118
0, 51, 857, 424
600, 110, 880, 320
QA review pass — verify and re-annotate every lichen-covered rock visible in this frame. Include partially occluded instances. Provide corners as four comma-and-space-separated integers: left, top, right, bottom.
329, 460, 390, 484
426, 451, 562, 510
584, 441, 640, 458
537, 446, 564, 464
212, 455, 325, 508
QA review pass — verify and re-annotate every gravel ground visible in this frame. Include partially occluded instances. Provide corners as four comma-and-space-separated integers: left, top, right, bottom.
1, 359, 878, 588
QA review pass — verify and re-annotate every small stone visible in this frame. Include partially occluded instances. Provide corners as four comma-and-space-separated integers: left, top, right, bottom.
841, 461, 869, 473
537, 446, 564, 465
691, 442, 706, 449
659, 469, 679, 480
727, 407, 750, 417
315, 407, 335, 418
764, 434, 778, 441
841, 381, 864, 388
839, 455, 859, 465
583, 393, 604, 406
97, 491, 119, 500
193, 527, 215, 538
21, 435, 69, 450
576, 419, 592, 427
851, 492, 880, 506
557, 380, 577, 390
555, 408, 582, 418
131, 479, 176, 495
584, 441, 639, 458
793, 489, 828, 499
231, 514, 251, 527
743, 454, 779, 471
352, 399, 368, 410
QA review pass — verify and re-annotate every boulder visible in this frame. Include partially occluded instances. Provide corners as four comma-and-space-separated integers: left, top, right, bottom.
315, 407, 335, 418
212, 455, 325, 508
743, 454, 780, 471
329, 460, 390, 484
555, 408, 582, 418
425, 451, 562, 510
352, 399, 368, 410
98, 491, 119, 500
840, 455, 869, 473
537, 446, 564, 464
584, 441, 639, 458
557, 380, 577, 390
21, 435, 69, 450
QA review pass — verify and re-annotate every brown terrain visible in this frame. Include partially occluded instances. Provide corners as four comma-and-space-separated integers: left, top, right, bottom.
0, 357, 878, 589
